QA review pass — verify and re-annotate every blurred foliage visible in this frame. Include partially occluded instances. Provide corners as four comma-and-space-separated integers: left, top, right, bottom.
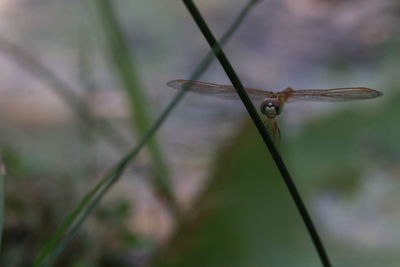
95, 0, 180, 224
286, 88, 396, 187
1, 142, 140, 267
152, 86, 397, 266
284, 88, 400, 266
1, 0, 400, 266
150, 37, 400, 264
153, 122, 319, 267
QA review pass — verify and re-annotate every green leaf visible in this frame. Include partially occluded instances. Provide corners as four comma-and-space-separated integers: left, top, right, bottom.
155, 122, 320, 267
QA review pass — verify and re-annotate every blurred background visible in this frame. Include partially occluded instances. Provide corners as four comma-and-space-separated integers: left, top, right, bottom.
0, 0, 399, 266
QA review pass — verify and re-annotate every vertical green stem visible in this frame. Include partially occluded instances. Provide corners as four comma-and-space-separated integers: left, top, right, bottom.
96, 0, 180, 219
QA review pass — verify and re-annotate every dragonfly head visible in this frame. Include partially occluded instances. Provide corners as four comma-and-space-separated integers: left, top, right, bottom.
260, 98, 283, 119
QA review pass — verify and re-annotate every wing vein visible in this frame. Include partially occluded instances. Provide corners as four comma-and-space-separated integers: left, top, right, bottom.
167, 80, 273, 101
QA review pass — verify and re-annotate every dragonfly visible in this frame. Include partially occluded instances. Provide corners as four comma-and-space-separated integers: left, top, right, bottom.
167, 80, 383, 141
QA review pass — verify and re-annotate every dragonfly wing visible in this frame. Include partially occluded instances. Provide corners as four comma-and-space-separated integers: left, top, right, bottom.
167, 80, 273, 101
286, 87, 383, 102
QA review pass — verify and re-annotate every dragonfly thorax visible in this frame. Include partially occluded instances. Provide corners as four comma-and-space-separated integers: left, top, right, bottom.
260, 98, 283, 119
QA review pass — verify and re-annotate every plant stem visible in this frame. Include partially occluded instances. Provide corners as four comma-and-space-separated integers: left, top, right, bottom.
182, 1, 332, 266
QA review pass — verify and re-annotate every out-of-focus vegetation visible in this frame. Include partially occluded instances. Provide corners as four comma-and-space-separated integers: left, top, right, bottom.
0, 0, 399, 266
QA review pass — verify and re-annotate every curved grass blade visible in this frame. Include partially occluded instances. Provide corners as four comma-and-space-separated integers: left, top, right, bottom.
36, 157, 131, 267
33, 1, 259, 266
96, 0, 180, 219
33, 173, 110, 266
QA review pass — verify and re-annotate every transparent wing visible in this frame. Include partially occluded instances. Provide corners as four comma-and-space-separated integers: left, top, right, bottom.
286, 87, 383, 102
167, 80, 273, 101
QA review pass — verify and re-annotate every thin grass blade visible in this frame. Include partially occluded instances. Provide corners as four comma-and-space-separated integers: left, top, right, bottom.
181, 0, 332, 266
33, 1, 259, 265
95, 0, 180, 219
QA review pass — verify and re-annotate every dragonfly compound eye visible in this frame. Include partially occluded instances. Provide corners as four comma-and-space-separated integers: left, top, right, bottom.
260, 101, 276, 119
261, 98, 282, 119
